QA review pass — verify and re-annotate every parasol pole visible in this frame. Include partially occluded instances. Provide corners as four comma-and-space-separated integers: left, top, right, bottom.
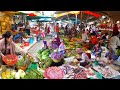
80, 11, 82, 24
76, 14, 78, 26
80, 11, 83, 30
67, 14, 70, 24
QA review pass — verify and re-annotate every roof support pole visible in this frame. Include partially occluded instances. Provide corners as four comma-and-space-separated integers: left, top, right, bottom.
75, 14, 78, 25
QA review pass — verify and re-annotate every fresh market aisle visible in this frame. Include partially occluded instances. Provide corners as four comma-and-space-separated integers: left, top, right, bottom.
28, 36, 50, 57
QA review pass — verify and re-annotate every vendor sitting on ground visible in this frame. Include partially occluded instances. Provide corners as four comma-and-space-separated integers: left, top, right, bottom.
92, 42, 102, 56
105, 46, 118, 64
53, 35, 61, 46
0, 31, 32, 66
49, 35, 61, 50
13, 28, 26, 43
92, 42, 102, 61
58, 40, 66, 55
76, 48, 90, 67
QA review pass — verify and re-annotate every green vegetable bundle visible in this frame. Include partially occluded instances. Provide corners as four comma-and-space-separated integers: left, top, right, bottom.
76, 44, 82, 48
37, 49, 51, 61
116, 49, 120, 56
24, 68, 44, 79
40, 58, 53, 69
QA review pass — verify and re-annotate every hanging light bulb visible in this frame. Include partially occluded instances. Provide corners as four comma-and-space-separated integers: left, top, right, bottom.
117, 21, 120, 24
102, 16, 106, 19
107, 19, 110, 22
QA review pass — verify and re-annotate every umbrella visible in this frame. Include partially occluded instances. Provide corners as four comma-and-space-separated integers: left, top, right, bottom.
28, 13, 37, 17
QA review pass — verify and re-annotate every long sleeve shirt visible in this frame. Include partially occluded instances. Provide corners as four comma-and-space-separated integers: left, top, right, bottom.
0, 38, 27, 55
109, 36, 120, 51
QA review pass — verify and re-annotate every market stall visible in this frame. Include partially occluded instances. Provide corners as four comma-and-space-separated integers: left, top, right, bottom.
0, 11, 120, 79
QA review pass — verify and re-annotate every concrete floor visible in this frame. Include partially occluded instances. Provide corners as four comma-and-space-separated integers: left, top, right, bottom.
28, 36, 51, 57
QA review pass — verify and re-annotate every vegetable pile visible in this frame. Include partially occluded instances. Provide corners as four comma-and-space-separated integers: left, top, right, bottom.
116, 49, 120, 56
1, 69, 26, 79
40, 58, 53, 69
74, 70, 87, 79
24, 68, 44, 79
44, 66, 65, 79
37, 49, 51, 61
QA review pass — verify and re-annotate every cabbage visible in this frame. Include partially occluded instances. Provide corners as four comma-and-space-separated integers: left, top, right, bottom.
37, 49, 51, 61
15, 72, 20, 79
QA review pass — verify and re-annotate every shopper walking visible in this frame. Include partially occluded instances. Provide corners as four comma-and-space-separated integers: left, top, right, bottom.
55, 23, 60, 37
25, 21, 31, 36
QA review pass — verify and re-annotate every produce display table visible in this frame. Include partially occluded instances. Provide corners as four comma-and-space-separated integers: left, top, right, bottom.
16, 37, 37, 52
24, 39, 37, 52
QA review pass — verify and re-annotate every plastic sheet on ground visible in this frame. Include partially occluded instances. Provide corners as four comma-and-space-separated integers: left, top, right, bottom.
93, 65, 120, 79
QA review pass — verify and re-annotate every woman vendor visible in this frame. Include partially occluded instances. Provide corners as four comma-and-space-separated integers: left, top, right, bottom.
92, 42, 102, 60
48, 35, 60, 50
76, 48, 90, 67
53, 35, 60, 46
51, 40, 66, 67
0, 31, 32, 66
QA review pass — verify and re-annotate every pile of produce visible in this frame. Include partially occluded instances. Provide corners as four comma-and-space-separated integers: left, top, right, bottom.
44, 66, 65, 79
59, 64, 75, 79
40, 58, 53, 69
74, 69, 87, 79
24, 67, 44, 79
65, 50, 77, 57
2, 69, 14, 79
37, 49, 51, 61
85, 69, 95, 76
1, 69, 26, 79
59, 64, 91, 79
116, 49, 120, 56
64, 38, 70, 42
16, 55, 31, 71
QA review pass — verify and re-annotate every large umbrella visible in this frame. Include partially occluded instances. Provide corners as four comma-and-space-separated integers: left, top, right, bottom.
54, 11, 102, 24
26, 15, 52, 20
